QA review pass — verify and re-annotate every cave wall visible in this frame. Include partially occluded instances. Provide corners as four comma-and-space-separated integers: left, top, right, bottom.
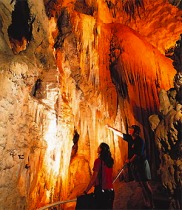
0, 0, 181, 209
149, 36, 182, 209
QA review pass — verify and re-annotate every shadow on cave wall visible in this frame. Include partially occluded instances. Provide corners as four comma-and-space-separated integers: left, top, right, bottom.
132, 102, 161, 179
71, 130, 79, 160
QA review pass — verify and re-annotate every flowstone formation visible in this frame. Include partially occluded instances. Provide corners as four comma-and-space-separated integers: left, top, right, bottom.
149, 36, 182, 209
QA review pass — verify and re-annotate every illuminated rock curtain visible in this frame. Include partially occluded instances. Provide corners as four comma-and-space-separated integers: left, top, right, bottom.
0, 0, 181, 209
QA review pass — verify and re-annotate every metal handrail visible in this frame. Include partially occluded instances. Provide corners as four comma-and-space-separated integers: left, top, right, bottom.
37, 198, 77, 210
37, 164, 127, 210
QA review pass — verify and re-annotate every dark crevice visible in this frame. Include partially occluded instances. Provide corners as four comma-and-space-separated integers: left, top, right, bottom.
173, 34, 182, 73
110, 63, 129, 99
54, 8, 72, 49
71, 130, 79, 159
8, 0, 33, 53
166, 34, 182, 73
74, 0, 94, 16
45, 0, 62, 19
109, 35, 128, 99
122, 0, 145, 20
169, 0, 182, 9
31, 79, 42, 98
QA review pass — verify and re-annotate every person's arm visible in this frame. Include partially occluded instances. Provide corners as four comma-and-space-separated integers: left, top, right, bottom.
106, 125, 124, 138
84, 171, 98, 194
125, 154, 137, 164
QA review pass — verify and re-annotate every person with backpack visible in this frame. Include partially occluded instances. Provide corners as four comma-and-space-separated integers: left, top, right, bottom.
83, 142, 115, 209
106, 124, 155, 209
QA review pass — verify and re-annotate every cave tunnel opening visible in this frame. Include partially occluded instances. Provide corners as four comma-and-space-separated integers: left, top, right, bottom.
8, 0, 33, 52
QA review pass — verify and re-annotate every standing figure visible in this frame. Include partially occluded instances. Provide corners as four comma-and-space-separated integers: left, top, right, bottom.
107, 124, 154, 209
84, 142, 115, 209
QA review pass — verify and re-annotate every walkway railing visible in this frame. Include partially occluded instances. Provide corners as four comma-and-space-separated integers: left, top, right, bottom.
37, 164, 126, 209
37, 198, 77, 210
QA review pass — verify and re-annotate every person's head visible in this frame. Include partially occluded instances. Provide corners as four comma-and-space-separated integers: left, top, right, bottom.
99, 142, 110, 153
128, 125, 141, 137
98, 142, 114, 168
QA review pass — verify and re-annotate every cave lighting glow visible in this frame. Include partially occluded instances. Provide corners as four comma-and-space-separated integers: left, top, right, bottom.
44, 113, 61, 176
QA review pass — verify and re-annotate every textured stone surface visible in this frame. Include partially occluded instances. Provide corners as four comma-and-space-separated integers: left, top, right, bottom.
149, 38, 182, 209
149, 89, 182, 209
0, 0, 181, 209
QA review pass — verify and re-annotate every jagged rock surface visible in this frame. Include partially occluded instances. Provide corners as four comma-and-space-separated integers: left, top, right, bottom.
149, 37, 182, 209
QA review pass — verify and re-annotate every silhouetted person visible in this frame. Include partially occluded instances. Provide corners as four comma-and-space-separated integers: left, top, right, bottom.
84, 142, 115, 209
107, 124, 154, 209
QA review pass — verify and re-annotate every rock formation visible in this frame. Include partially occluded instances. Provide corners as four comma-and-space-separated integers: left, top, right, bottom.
149, 36, 182, 209
0, 0, 181, 209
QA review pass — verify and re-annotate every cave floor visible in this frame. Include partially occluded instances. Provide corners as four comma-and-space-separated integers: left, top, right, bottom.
113, 180, 170, 210
65, 180, 170, 210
